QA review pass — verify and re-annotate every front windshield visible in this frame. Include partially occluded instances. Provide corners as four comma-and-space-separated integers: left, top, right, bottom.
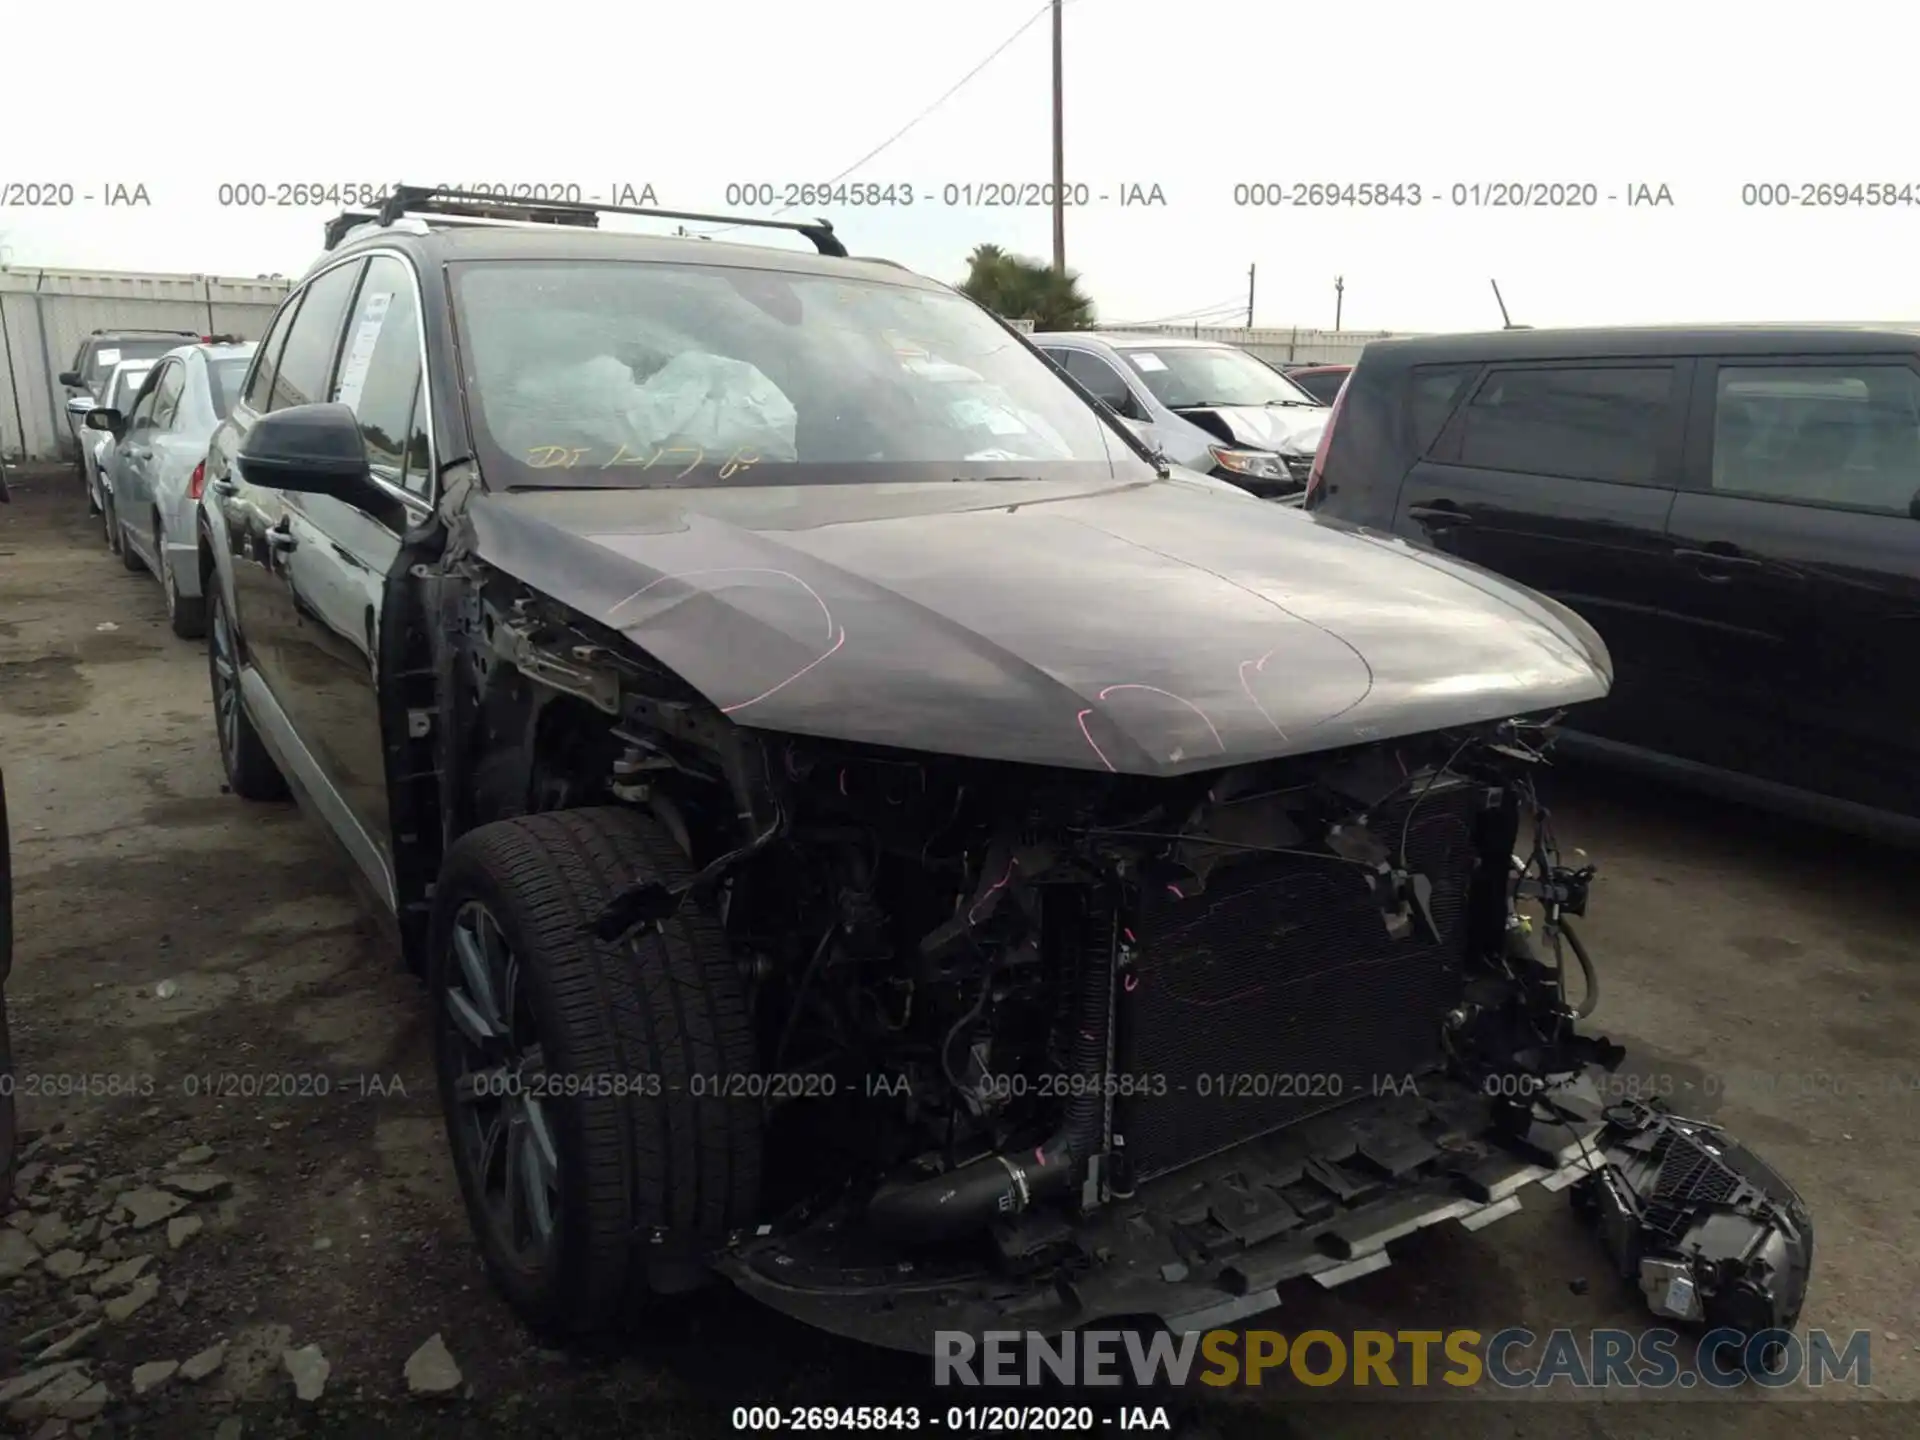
108, 367, 152, 414
1119, 345, 1318, 409
86, 340, 184, 390
451, 259, 1138, 488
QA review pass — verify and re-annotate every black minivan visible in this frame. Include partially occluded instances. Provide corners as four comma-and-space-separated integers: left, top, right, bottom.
1305, 325, 1920, 842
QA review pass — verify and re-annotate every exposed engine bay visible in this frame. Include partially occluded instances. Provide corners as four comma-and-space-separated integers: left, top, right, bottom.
441, 577, 1813, 1356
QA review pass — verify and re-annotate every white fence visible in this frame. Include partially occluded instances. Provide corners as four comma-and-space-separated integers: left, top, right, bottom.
0, 268, 291, 461
1099, 324, 1406, 366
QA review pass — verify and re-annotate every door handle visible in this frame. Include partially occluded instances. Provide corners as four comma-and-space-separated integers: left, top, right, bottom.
1407, 503, 1471, 526
1672, 546, 1763, 582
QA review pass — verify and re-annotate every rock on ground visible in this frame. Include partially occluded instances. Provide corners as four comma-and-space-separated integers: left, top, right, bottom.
89, 1253, 154, 1296
282, 1344, 330, 1402
180, 1340, 228, 1383
115, 1189, 188, 1231
41, 1249, 86, 1279
166, 1214, 203, 1250
161, 1172, 231, 1200
404, 1332, 462, 1396
0, 1227, 41, 1279
0, 1362, 88, 1405
102, 1275, 160, 1322
131, 1359, 178, 1396
37, 1322, 102, 1363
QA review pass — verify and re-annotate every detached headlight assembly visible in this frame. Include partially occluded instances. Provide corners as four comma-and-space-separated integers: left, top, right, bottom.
1208, 445, 1290, 481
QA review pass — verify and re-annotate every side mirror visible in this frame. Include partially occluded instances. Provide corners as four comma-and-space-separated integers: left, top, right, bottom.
58, 371, 83, 388
236, 403, 371, 500
84, 408, 124, 437
67, 395, 97, 418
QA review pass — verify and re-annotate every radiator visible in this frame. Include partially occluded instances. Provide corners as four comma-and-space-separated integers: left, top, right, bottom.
1113, 780, 1491, 1182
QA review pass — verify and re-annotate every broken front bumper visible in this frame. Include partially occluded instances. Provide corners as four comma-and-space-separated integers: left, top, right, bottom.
716, 1078, 1812, 1356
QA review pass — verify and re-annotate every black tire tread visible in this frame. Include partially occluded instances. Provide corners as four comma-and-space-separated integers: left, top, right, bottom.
434, 806, 759, 1333
210, 594, 288, 802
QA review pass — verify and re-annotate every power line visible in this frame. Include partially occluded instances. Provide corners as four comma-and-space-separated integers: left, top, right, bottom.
692, 0, 1071, 238
1111, 297, 1248, 327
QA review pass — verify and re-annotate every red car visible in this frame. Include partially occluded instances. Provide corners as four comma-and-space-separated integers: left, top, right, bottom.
1283, 363, 1352, 405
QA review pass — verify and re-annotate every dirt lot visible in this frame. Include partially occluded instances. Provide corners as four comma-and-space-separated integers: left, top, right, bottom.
1, 465, 1915, 1438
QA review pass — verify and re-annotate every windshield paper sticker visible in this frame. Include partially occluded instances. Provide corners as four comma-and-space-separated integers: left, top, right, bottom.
333, 292, 393, 411
1131, 353, 1168, 371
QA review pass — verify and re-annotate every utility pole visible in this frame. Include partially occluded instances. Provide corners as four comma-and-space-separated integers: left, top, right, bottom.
1334, 275, 1345, 330
1050, 0, 1066, 275
1246, 263, 1256, 328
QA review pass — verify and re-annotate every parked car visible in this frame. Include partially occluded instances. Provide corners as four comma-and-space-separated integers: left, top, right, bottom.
57, 328, 202, 476
1283, 362, 1351, 405
75, 358, 157, 520
193, 186, 1810, 1355
1034, 332, 1327, 497
1306, 324, 1920, 843
0, 484, 12, 1204
93, 339, 256, 637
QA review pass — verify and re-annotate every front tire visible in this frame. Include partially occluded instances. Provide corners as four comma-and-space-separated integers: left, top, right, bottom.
428, 808, 762, 1338
207, 588, 287, 802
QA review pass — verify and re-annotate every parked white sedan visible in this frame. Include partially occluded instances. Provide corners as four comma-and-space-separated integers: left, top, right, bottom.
75, 358, 156, 521
96, 339, 257, 638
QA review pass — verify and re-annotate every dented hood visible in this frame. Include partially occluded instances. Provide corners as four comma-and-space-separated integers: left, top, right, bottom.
464, 477, 1611, 776
1174, 403, 1328, 456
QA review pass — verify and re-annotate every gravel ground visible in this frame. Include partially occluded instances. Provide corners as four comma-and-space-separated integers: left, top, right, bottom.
1, 464, 1914, 1438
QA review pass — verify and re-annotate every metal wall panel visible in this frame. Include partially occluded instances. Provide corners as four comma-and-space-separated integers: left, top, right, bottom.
0, 270, 291, 461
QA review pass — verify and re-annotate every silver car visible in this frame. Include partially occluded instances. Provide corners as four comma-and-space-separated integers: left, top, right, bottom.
100, 340, 257, 638
74, 359, 156, 521
1033, 332, 1329, 498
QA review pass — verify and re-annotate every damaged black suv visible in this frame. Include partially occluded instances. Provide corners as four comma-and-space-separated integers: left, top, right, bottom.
194, 187, 1811, 1356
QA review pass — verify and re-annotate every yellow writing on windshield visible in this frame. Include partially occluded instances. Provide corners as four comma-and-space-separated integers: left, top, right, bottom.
521, 445, 763, 478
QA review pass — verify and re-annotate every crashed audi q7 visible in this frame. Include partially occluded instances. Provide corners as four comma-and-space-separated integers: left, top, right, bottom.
193, 187, 1813, 1362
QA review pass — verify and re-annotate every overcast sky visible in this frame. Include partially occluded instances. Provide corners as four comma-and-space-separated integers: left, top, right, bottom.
3, 0, 1916, 333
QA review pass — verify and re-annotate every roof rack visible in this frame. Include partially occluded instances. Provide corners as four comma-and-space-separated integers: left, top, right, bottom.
91, 327, 199, 337
322, 184, 849, 258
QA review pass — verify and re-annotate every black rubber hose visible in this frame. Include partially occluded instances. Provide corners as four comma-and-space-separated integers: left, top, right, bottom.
867, 930, 1114, 1244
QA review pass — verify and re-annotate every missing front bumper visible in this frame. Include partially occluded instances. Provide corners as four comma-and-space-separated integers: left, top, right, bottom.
715, 1079, 1812, 1355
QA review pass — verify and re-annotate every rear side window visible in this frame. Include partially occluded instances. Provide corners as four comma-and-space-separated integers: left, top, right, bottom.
1712, 364, 1920, 514
1451, 365, 1673, 485
242, 301, 300, 411
1407, 365, 1476, 454
268, 261, 364, 412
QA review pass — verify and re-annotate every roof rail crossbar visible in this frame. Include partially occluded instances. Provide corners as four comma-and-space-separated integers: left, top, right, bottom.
325, 184, 849, 258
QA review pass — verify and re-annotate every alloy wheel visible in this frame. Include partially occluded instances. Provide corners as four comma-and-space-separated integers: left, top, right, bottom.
444, 901, 562, 1266
209, 597, 240, 769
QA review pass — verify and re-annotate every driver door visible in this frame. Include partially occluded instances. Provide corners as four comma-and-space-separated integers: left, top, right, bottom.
110, 375, 164, 547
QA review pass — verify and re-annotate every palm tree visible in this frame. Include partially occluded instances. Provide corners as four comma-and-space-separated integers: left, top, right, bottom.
958, 244, 1096, 330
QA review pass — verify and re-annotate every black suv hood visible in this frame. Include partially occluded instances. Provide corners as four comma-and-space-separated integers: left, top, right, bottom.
465, 477, 1611, 776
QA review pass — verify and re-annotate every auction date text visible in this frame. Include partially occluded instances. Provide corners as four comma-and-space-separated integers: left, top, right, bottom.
1230, 181, 1675, 208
